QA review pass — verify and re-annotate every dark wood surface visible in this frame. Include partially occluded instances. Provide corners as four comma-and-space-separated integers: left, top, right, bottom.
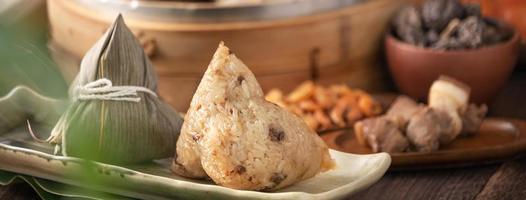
1, 70, 525, 200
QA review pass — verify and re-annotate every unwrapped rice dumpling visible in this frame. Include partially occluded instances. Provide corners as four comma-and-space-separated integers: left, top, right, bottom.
45, 15, 183, 164
172, 42, 334, 191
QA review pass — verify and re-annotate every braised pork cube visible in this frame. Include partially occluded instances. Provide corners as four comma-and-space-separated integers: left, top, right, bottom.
407, 107, 453, 152
428, 76, 470, 144
386, 96, 424, 129
461, 104, 488, 135
354, 117, 409, 153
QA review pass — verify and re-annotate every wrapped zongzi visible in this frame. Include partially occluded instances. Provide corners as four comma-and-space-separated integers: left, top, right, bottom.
44, 15, 183, 164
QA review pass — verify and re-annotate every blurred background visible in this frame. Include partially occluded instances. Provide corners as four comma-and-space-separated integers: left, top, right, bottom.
0, 0, 67, 99
0, 1, 525, 199
0, 0, 524, 116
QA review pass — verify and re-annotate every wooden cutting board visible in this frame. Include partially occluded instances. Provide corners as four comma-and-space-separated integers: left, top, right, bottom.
321, 118, 526, 170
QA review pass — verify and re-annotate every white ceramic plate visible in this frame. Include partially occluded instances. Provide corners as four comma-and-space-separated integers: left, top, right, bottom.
0, 86, 391, 199
0, 130, 390, 200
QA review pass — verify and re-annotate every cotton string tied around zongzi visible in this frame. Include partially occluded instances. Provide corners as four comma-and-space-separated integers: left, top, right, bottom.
74, 78, 157, 102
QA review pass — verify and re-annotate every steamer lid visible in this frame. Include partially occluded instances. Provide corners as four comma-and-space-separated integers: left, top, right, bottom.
71, 0, 365, 23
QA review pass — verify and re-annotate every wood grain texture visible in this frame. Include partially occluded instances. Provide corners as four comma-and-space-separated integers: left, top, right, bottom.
475, 158, 526, 200
351, 164, 500, 200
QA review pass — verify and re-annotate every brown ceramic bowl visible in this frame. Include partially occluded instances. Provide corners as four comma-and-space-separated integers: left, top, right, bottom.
386, 27, 520, 104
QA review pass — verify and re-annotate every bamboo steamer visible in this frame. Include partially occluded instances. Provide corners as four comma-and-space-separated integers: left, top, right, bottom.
48, 0, 416, 111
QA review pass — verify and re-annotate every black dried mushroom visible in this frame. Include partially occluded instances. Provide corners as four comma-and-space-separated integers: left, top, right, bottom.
425, 30, 439, 46
394, 6, 425, 46
457, 16, 484, 48
482, 18, 513, 45
392, 0, 511, 50
422, 0, 464, 32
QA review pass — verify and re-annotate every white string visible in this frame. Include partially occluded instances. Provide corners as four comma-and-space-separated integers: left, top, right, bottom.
75, 78, 157, 102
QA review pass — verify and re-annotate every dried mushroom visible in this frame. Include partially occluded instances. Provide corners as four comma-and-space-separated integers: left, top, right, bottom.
393, 6, 425, 46
463, 3, 481, 18
425, 30, 439, 46
482, 19, 513, 45
457, 16, 484, 48
422, 0, 464, 32
392, 0, 512, 50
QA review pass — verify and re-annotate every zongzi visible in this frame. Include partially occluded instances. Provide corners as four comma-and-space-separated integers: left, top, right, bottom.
44, 15, 183, 164
172, 42, 334, 191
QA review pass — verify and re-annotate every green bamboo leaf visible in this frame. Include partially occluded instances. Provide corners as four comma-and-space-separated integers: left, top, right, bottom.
0, 170, 132, 200
0, 86, 67, 135
51, 15, 183, 164
0, 170, 66, 200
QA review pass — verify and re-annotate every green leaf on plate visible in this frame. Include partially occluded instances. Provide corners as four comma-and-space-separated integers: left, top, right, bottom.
0, 170, 132, 200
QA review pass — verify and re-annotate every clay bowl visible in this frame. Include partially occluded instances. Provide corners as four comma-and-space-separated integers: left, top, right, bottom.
385, 26, 520, 104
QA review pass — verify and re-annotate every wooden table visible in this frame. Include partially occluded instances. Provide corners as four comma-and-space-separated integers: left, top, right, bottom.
1, 70, 525, 200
